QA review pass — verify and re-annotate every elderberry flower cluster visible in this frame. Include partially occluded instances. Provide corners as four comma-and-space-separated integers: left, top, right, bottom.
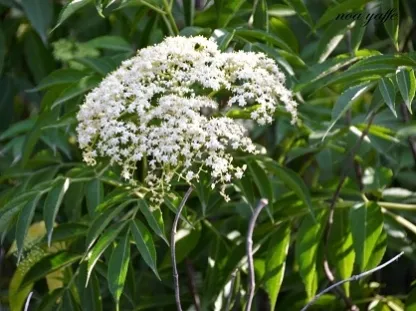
77, 36, 297, 205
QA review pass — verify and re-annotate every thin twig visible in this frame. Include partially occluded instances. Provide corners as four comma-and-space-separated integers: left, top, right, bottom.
245, 198, 269, 311
185, 259, 201, 311
171, 186, 193, 311
24, 292, 34, 311
301, 252, 404, 311
323, 111, 377, 310
225, 269, 238, 311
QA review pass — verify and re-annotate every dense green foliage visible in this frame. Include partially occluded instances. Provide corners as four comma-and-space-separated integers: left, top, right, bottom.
1, 0, 416, 310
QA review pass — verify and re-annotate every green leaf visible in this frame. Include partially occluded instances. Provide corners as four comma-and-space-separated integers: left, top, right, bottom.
76, 265, 103, 311
252, 0, 268, 31
44, 223, 88, 244
378, 77, 397, 117
397, 125, 416, 138
23, 30, 54, 83
268, 4, 295, 17
247, 159, 274, 206
235, 28, 293, 53
217, 0, 245, 28
295, 210, 327, 300
139, 200, 168, 244
350, 17, 366, 52
108, 234, 131, 307
0, 203, 24, 240
9, 250, 35, 311
85, 179, 104, 217
44, 178, 71, 246
263, 159, 315, 220
62, 287, 80, 311
51, 75, 101, 109
86, 200, 132, 250
21, 0, 53, 44
324, 82, 372, 139
295, 55, 360, 92
35, 288, 65, 311
364, 227, 387, 271
211, 28, 235, 51
0, 119, 36, 141
324, 64, 394, 89
269, 17, 298, 53
86, 221, 128, 285
405, 283, 416, 311
160, 223, 201, 268
21, 251, 82, 288
315, 20, 355, 63
20, 97, 61, 166
351, 54, 416, 69
29, 69, 87, 92
315, 0, 373, 29
382, 0, 399, 50
283, 0, 313, 29
264, 222, 291, 310
183, 0, 195, 27
328, 209, 355, 296
362, 167, 393, 193
396, 67, 416, 113
349, 202, 384, 272
75, 57, 118, 76
130, 219, 160, 279
86, 36, 133, 52
54, 0, 93, 30
95, 191, 131, 213
179, 26, 212, 37
0, 76, 15, 132
95, 0, 105, 16
15, 194, 42, 261
0, 26, 5, 75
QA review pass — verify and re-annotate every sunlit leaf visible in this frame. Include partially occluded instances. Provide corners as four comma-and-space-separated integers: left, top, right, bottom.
16, 194, 42, 261
43, 178, 71, 246
328, 209, 355, 296
295, 210, 327, 300
54, 0, 93, 30
86, 221, 128, 285
396, 67, 416, 113
349, 202, 384, 272
20, 0, 53, 44
264, 222, 291, 310
378, 77, 397, 117
130, 219, 160, 279
108, 234, 131, 307
21, 251, 82, 288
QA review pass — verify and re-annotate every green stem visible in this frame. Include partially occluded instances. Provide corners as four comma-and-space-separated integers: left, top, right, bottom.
163, 0, 179, 35
141, 0, 166, 15
382, 207, 416, 236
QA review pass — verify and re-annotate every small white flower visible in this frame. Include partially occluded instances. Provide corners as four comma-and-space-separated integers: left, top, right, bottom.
76, 36, 297, 205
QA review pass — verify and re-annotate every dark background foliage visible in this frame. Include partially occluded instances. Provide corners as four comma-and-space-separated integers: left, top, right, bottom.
1, 0, 416, 310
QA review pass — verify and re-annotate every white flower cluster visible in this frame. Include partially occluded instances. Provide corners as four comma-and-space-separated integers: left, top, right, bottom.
77, 36, 297, 204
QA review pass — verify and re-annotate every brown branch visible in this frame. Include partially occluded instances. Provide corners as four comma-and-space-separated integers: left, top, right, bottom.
323, 111, 377, 310
171, 186, 193, 311
185, 259, 201, 311
303, 252, 404, 311
354, 160, 364, 192
245, 198, 269, 311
